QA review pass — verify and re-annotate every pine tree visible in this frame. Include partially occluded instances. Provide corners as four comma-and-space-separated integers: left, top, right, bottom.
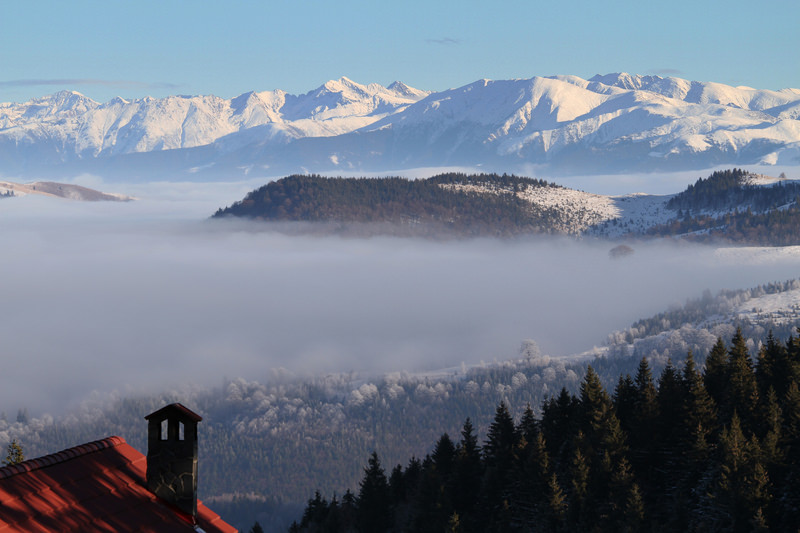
483, 402, 517, 530
579, 365, 627, 484
629, 358, 659, 491
784, 381, 800, 447
323, 495, 341, 532
356, 452, 391, 532
612, 374, 637, 435
579, 366, 613, 455
413, 458, 451, 533
484, 402, 516, 468
459, 417, 480, 458
704, 336, 729, 408
512, 430, 551, 528
758, 387, 784, 469
404, 456, 423, 498
657, 360, 684, 446
3, 439, 23, 466
300, 491, 328, 530
453, 418, 482, 523
546, 472, 567, 531
541, 387, 578, 466
389, 463, 406, 503
726, 327, 759, 429
622, 483, 645, 533
608, 456, 635, 527
785, 328, 800, 381
568, 442, 592, 530
683, 351, 718, 443
778, 380, 800, 530
756, 331, 786, 397
518, 403, 538, 445
432, 433, 456, 478
711, 413, 772, 532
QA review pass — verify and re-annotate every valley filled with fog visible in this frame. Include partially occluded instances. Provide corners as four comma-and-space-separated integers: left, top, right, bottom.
4, 174, 800, 416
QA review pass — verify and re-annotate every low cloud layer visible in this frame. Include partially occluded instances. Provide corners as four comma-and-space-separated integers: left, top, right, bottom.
3, 184, 800, 416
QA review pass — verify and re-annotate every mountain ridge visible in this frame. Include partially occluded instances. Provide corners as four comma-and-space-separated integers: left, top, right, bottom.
1, 73, 799, 180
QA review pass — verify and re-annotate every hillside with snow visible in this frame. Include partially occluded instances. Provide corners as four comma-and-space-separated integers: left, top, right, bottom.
0, 180, 133, 201
213, 168, 800, 247
0, 73, 798, 180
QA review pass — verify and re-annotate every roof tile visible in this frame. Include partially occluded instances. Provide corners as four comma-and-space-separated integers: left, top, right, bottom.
0, 436, 236, 533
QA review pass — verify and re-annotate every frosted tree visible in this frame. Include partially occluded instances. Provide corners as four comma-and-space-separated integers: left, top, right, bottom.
520, 339, 541, 362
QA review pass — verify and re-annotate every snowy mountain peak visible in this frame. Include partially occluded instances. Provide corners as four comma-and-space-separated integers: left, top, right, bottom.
387, 81, 429, 100
106, 96, 130, 106
19, 90, 98, 118
590, 72, 652, 90
0, 74, 798, 179
313, 77, 370, 100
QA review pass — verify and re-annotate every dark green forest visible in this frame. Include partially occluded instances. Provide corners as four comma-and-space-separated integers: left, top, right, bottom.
212, 173, 568, 237
665, 169, 800, 214
649, 168, 800, 245
292, 329, 800, 533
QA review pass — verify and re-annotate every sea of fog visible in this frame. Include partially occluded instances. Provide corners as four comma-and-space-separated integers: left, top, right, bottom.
3, 173, 800, 415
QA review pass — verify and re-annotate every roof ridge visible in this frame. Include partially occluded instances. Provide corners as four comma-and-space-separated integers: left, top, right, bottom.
0, 435, 126, 479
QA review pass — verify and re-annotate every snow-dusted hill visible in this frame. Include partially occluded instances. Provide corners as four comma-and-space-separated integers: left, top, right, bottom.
435, 175, 677, 236
1, 73, 798, 180
0, 180, 133, 201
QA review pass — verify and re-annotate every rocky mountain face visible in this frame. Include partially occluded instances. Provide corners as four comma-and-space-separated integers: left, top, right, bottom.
1, 74, 798, 181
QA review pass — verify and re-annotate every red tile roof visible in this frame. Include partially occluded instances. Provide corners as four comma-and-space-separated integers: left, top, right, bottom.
0, 436, 237, 533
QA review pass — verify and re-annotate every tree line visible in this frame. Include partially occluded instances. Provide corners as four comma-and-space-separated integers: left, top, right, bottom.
648, 204, 800, 245
649, 168, 800, 245
211, 173, 566, 238
666, 168, 800, 214
291, 328, 800, 532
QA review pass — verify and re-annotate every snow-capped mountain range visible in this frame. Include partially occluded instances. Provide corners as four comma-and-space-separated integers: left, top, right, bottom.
1, 73, 799, 180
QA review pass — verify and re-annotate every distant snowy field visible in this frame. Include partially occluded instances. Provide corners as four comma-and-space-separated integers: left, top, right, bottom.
715, 245, 800, 264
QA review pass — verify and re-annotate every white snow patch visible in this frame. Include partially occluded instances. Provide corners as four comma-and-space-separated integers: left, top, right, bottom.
714, 245, 800, 264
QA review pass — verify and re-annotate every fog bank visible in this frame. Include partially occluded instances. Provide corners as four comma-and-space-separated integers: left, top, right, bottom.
3, 184, 800, 415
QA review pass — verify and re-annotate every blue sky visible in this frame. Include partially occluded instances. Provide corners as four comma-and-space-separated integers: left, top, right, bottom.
1, 0, 798, 104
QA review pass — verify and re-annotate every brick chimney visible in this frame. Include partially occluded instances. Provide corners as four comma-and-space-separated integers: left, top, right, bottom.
144, 403, 203, 518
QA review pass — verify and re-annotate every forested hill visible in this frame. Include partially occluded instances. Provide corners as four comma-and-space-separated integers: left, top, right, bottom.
291, 329, 800, 533
212, 173, 575, 237
214, 170, 800, 244
648, 169, 800, 245
666, 168, 800, 214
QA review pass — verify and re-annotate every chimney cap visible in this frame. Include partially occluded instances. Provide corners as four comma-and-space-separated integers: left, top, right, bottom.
144, 403, 203, 422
